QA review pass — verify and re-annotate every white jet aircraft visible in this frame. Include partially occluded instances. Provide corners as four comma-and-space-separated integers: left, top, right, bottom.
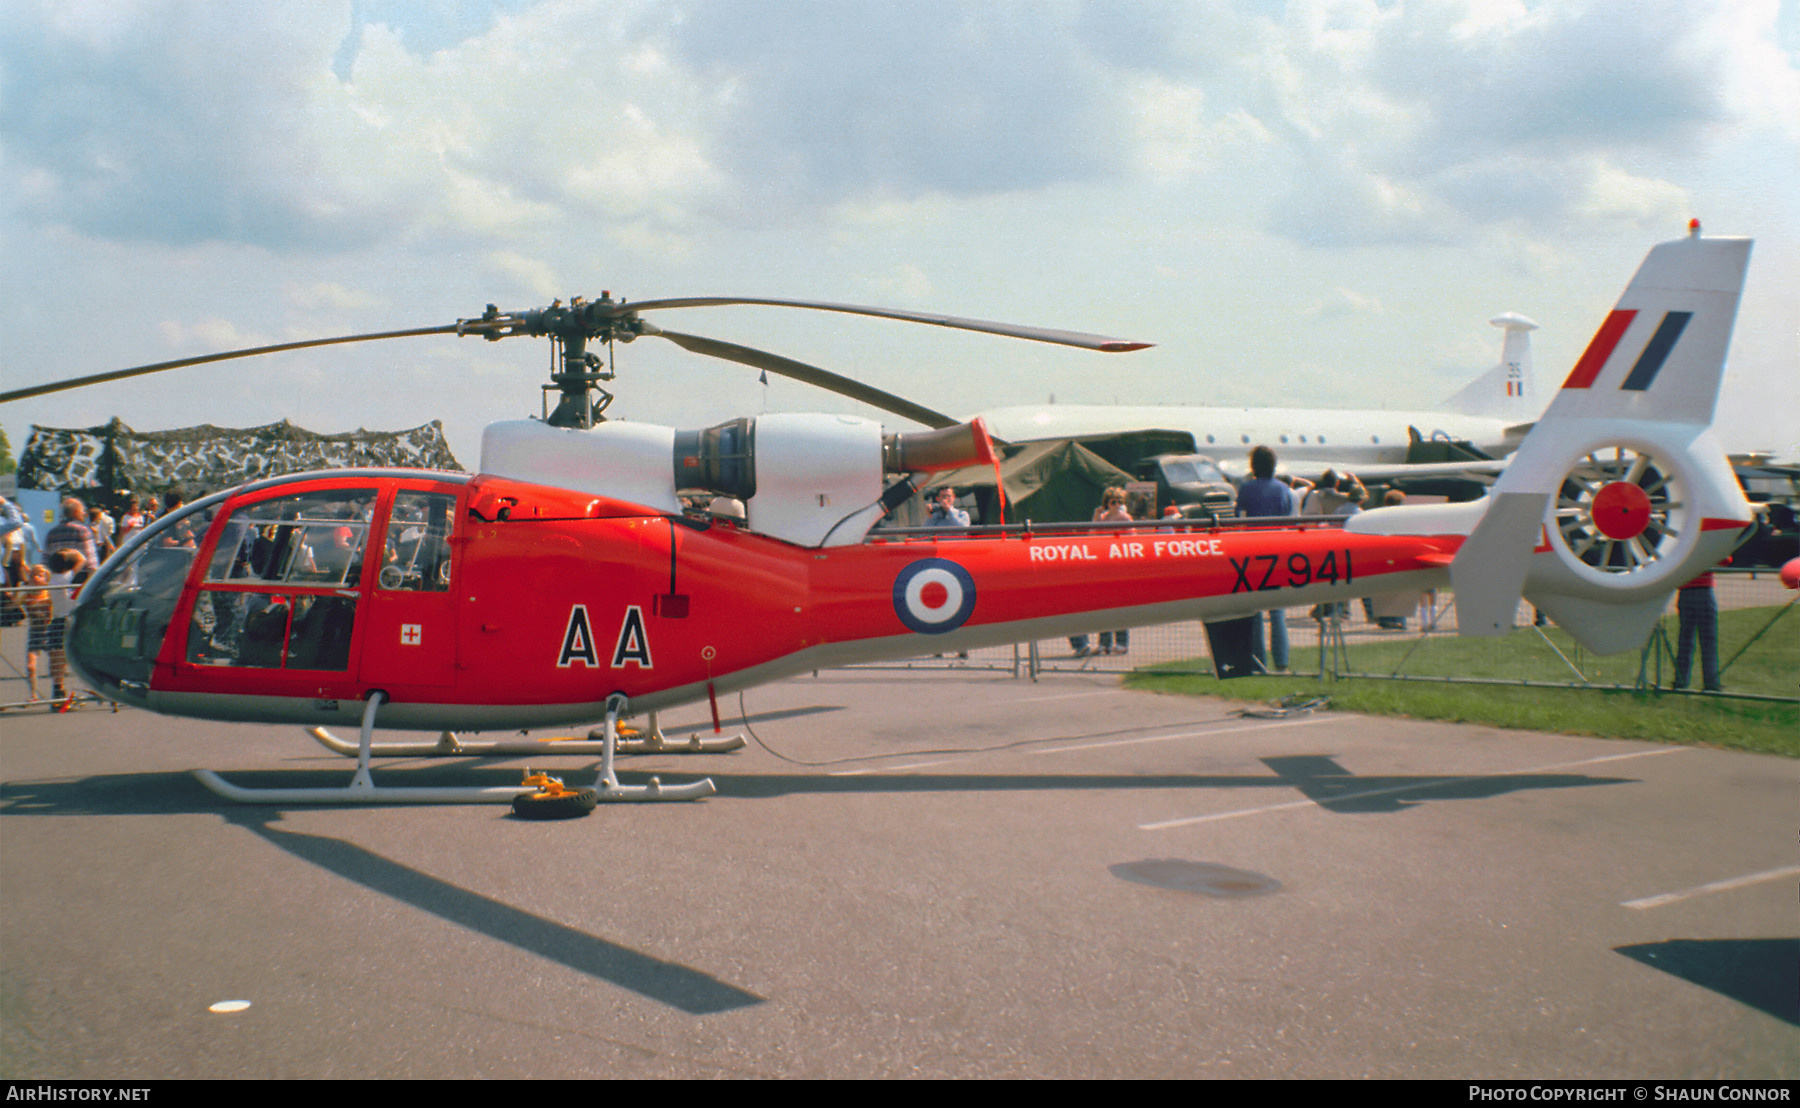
979, 313, 1543, 480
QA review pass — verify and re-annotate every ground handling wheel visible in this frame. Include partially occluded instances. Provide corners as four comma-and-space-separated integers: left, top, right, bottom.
509, 772, 599, 820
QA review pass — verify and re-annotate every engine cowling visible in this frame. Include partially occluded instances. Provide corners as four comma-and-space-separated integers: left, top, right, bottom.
480, 414, 998, 547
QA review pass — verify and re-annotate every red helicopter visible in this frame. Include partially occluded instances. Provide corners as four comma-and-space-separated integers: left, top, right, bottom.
8, 229, 1757, 811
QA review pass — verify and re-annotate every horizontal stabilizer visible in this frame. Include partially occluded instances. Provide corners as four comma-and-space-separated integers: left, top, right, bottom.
1340, 457, 1509, 481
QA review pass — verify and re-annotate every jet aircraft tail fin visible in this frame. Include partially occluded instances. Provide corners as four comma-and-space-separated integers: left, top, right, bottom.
1439, 313, 1539, 421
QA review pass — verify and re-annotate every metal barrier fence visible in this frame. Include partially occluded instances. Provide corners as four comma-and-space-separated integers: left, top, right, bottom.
0, 582, 99, 710
851, 568, 1799, 703
5, 574, 1792, 708
0, 582, 79, 631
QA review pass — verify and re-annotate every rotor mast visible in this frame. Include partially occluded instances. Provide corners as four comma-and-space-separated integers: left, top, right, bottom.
460, 292, 647, 429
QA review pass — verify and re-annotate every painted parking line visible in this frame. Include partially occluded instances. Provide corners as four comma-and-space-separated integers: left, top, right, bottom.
1140, 745, 1689, 831
1008, 689, 1133, 704
1039, 715, 1336, 755
1621, 864, 1800, 910
830, 758, 960, 776
827, 715, 1334, 776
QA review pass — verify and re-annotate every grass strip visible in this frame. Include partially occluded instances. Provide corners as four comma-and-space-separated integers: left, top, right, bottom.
1126, 604, 1799, 757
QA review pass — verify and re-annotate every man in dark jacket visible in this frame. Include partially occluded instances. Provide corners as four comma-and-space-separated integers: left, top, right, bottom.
1237, 446, 1296, 673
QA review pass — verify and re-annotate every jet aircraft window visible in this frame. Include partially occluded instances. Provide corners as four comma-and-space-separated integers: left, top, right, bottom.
378, 491, 456, 592
205, 489, 376, 589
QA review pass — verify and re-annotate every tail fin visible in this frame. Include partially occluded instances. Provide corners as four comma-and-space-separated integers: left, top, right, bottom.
1541, 230, 1752, 425
1448, 228, 1755, 653
1440, 313, 1539, 420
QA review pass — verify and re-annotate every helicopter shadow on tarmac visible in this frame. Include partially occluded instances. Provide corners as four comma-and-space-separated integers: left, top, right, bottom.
697, 755, 1635, 812
0, 745, 1644, 1017
0, 752, 1642, 818
218, 806, 767, 1016
0, 767, 766, 1014
1616, 939, 1800, 1027
0, 766, 779, 1017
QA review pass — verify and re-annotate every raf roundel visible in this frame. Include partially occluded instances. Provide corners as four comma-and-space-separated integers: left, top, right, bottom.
892, 558, 977, 635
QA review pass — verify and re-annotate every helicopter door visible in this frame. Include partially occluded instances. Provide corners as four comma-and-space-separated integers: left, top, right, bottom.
180, 487, 374, 679
361, 488, 460, 688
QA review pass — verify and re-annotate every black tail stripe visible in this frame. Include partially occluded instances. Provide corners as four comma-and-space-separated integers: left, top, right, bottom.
1621, 311, 1691, 391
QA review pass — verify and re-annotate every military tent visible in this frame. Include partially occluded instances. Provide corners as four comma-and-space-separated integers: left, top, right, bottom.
17, 417, 461, 500
918, 439, 1132, 525
904, 429, 1193, 525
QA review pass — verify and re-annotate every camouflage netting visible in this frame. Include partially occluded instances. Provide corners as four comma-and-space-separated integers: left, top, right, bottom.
17, 418, 462, 497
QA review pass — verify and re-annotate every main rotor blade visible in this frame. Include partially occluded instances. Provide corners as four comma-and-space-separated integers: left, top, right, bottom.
0, 325, 462, 404
620, 297, 1152, 353
652, 329, 959, 429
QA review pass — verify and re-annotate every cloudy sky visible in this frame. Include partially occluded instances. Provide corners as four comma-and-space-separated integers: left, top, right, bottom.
3, 0, 1795, 468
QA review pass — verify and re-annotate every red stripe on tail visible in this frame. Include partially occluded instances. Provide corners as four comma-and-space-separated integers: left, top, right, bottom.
1562, 309, 1637, 389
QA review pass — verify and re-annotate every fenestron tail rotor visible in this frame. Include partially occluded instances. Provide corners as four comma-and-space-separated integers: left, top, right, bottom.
2, 292, 1152, 430
1552, 445, 1686, 577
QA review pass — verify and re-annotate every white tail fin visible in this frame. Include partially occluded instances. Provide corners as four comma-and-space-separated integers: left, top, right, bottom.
1449, 229, 1756, 653
1538, 232, 1751, 426
1440, 312, 1538, 420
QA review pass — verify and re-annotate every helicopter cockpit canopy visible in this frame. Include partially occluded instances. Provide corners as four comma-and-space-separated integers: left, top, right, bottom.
65, 472, 466, 709
66, 488, 234, 698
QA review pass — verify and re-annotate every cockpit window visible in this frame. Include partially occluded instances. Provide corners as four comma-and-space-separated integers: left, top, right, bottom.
180, 488, 375, 671
88, 496, 224, 606
378, 491, 456, 592
205, 489, 377, 589
187, 591, 356, 671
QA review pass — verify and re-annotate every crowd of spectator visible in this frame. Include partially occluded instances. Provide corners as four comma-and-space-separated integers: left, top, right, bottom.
1, 488, 176, 707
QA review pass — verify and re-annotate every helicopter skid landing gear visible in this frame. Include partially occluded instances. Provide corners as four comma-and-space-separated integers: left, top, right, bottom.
196, 693, 715, 805
590, 696, 716, 803
305, 710, 744, 759
588, 710, 745, 756
195, 692, 537, 806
